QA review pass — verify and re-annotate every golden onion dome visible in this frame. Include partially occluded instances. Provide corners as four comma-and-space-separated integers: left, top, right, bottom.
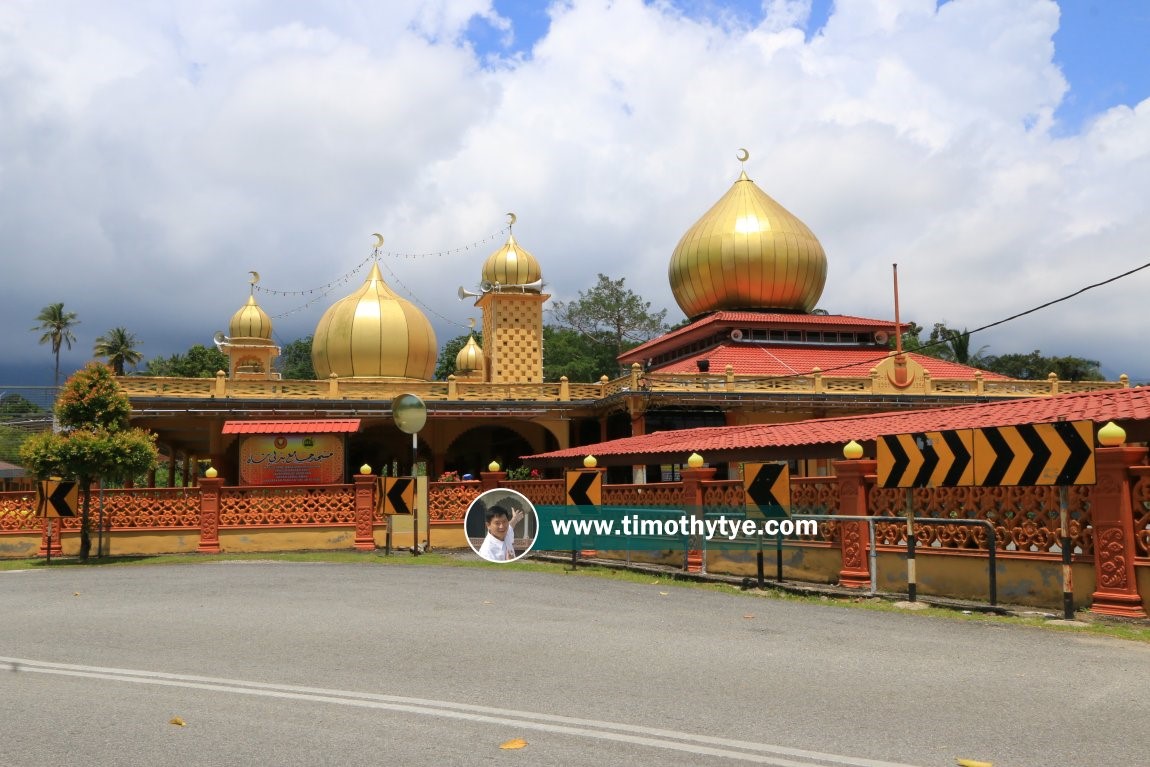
481, 233, 541, 287
454, 335, 485, 375
229, 294, 273, 340
668, 169, 827, 318
311, 262, 437, 379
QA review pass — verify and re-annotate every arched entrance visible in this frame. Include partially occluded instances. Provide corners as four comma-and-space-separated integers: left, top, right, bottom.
444, 425, 556, 477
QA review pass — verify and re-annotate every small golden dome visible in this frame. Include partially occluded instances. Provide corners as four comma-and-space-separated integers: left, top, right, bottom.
481, 233, 541, 287
229, 294, 273, 340
311, 262, 437, 379
455, 335, 485, 375
668, 169, 827, 318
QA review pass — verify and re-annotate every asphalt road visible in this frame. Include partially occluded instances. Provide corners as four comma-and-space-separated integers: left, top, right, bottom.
1, 561, 1148, 766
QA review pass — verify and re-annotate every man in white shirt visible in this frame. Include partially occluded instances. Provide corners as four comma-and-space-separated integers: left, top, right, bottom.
477, 504, 524, 562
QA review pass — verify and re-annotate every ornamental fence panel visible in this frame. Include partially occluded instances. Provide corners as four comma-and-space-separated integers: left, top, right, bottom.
218, 484, 356, 526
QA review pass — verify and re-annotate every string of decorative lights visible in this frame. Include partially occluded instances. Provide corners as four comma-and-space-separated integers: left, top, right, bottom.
376, 225, 511, 260
377, 257, 473, 332
254, 254, 375, 298
255, 223, 512, 320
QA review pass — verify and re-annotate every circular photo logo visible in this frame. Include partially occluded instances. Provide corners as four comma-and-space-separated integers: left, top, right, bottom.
465, 488, 539, 563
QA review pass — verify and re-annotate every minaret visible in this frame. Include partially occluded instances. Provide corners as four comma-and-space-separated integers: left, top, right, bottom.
475, 215, 548, 383
217, 272, 280, 379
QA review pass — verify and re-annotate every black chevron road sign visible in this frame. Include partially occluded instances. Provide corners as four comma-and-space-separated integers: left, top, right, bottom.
972, 421, 1095, 486
566, 470, 602, 506
382, 477, 415, 515
743, 462, 790, 518
877, 430, 974, 488
37, 480, 78, 518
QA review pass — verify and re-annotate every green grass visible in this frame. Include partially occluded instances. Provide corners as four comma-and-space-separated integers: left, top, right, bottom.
3, 549, 1149, 643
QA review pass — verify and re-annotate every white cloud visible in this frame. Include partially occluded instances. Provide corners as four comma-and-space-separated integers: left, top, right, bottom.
1, 0, 1148, 383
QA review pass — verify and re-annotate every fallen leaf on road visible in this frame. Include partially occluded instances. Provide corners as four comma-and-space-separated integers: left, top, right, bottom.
169, 717, 186, 727
500, 738, 527, 750
743, 614, 755, 619
482, 600, 493, 605
659, 591, 669, 596
955, 759, 992, 767
72, 593, 80, 596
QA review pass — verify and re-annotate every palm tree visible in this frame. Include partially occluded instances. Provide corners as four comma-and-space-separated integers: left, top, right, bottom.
32, 303, 80, 385
94, 327, 143, 375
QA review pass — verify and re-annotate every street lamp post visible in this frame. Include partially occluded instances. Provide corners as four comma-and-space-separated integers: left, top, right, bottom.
391, 393, 428, 555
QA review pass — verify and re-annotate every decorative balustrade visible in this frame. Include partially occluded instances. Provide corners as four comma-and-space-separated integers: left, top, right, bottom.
701, 480, 742, 512
218, 484, 356, 526
428, 481, 483, 523
868, 484, 1093, 557
0, 491, 38, 532
500, 479, 566, 506
791, 477, 840, 543
115, 370, 1128, 403
1130, 468, 1150, 560
603, 482, 686, 508
58, 487, 201, 530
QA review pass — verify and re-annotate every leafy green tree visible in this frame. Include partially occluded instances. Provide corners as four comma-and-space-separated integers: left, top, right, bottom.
279, 336, 316, 380
551, 274, 668, 365
435, 332, 484, 380
20, 363, 156, 560
896, 322, 987, 365
93, 327, 143, 375
980, 351, 1103, 381
542, 326, 620, 382
32, 303, 80, 385
144, 344, 229, 378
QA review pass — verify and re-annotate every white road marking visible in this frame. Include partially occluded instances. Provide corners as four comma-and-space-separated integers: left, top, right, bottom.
1, 656, 921, 767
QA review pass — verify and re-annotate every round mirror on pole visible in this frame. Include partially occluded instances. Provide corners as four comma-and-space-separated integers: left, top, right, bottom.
391, 393, 428, 555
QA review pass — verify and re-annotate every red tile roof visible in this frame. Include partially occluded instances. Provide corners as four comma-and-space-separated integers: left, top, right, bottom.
621, 310, 901, 362
654, 343, 1008, 380
527, 386, 1150, 463
222, 419, 362, 434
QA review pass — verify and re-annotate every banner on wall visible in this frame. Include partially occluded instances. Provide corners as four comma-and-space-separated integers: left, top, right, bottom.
239, 434, 346, 486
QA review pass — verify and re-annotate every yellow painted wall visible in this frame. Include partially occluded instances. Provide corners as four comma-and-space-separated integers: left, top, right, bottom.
705, 545, 842, 584
99, 531, 199, 556
0, 534, 41, 558
872, 551, 1097, 608
219, 527, 356, 553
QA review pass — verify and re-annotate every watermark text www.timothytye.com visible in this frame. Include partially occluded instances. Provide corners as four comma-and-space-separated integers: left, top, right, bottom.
549, 514, 819, 540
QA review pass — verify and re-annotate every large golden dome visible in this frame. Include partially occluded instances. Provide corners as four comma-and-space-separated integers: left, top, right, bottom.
668, 169, 827, 318
311, 262, 437, 379
229, 294, 273, 339
481, 233, 541, 287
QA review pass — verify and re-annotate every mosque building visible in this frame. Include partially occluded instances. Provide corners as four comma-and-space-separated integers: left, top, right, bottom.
120, 156, 1123, 487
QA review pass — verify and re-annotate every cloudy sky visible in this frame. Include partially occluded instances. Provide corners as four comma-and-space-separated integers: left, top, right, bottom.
2, 0, 1148, 385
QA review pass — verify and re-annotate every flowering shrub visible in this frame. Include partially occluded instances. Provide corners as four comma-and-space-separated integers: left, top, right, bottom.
506, 466, 541, 480
437, 470, 461, 483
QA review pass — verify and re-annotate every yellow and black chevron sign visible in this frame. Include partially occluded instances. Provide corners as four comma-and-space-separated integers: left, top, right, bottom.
743, 462, 790, 518
379, 476, 415, 515
566, 470, 602, 506
972, 421, 1095, 486
877, 421, 1096, 488
877, 430, 974, 488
